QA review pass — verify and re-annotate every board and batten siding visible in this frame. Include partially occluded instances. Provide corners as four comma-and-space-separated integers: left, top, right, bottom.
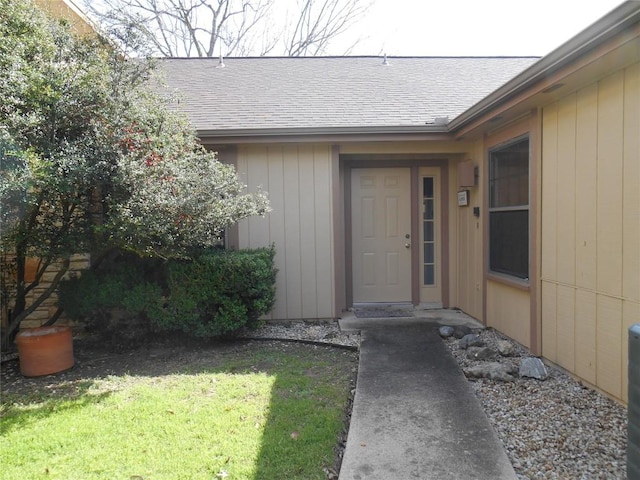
236, 144, 335, 321
541, 63, 640, 402
453, 146, 484, 321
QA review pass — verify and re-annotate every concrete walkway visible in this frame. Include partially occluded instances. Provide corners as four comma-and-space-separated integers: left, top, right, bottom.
338, 310, 516, 480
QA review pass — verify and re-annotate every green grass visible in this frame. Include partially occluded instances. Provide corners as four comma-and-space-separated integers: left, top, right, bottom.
0, 342, 357, 479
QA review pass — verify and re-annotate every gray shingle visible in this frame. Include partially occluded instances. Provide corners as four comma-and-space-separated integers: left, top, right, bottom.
158, 56, 540, 132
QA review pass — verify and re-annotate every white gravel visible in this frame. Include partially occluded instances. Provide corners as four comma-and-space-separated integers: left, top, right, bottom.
239, 321, 360, 349
444, 328, 628, 480
243, 321, 628, 480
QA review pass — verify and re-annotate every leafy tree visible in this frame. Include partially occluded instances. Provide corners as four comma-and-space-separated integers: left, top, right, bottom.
0, 0, 270, 348
81, 0, 372, 57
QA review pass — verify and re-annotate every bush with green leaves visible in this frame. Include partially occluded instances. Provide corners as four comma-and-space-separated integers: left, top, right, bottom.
158, 246, 277, 337
58, 254, 163, 319
57, 253, 165, 343
58, 247, 277, 340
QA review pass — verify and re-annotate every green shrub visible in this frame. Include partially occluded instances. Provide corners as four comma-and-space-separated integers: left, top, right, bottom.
58, 253, 164, 343
58, 247, 277, 340
156, 246, 277, 337
59, 259, 157, 318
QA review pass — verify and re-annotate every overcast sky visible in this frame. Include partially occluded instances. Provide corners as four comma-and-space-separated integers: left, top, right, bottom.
336, 0, 625, 57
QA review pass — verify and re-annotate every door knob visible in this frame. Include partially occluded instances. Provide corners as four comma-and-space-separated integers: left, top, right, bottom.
405, 243, 411, 249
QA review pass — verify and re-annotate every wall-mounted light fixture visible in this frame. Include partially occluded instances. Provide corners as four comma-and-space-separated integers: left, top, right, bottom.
458, 160, 475, 187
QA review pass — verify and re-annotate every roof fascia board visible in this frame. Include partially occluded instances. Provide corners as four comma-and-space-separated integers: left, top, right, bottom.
62, 0, 94, 25
198, 125, 451, 144
454, 27, 639, 139
448, 1, 640, 132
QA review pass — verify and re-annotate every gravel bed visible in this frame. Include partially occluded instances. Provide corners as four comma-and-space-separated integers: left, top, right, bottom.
246, 321, 628, 480
238, 321, 360, 349
442, 327, 628, 480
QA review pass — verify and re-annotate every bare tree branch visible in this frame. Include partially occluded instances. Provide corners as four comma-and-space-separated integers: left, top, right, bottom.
286, 0, 371, 56
80, 0, 372, 57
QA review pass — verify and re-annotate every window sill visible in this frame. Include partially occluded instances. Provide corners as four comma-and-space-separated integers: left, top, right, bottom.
487, 272, 530, 291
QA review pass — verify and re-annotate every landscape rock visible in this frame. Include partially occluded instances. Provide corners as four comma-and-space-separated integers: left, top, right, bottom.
458, 334, 485, 350
444, 327, 627, 479
453, 325, 473, 339
466, 346, 498, 360
496, 340, 515, 356
464, 362, 517, 382
438, 326, 455, 338
519, 357, 549, 380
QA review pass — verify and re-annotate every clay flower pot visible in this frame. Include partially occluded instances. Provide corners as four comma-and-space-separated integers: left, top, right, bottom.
16, 325, 74, 377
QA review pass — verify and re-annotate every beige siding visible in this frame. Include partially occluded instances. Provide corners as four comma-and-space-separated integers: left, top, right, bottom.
574, 290, 597, 384
283, 145, 303, 317
487, 281, 530, 347
556, 97, 577, 286
596, 295, 623, 399
575, 85, 598, 290
236, 144, 335, 320
340, 141, 468, 155
541, 103, 558, 284
35, 0, 96, 35
621, 62, 640, 403
453, 142, 484, 320
540, 63, 640, 402
541, 280, 557, 361
623, 63, 640, 303
596, 72, 624, 298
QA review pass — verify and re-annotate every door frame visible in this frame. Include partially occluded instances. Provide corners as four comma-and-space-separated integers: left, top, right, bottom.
342, 155, 451, 308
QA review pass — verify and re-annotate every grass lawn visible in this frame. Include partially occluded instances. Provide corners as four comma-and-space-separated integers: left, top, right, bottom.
0, 340, 358, 479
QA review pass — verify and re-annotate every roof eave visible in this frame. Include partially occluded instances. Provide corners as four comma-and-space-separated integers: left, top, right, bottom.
197, 124, 451, 144
448, 1, 640, 132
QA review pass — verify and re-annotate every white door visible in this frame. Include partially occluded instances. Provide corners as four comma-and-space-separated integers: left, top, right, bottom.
351, 168, 412, 303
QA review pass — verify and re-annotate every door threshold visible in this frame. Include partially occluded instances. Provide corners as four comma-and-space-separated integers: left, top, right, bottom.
416, 302, 444, 310
352, 303, 415, 319
352, 302, 414, 309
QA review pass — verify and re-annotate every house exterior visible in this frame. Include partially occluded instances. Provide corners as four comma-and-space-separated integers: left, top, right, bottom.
160, 1, 640, 404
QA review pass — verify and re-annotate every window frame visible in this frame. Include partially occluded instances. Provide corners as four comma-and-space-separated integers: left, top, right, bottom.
487, 135, 530, 281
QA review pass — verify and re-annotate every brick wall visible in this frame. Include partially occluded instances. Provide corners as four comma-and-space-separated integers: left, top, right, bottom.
1, 254, 90, 329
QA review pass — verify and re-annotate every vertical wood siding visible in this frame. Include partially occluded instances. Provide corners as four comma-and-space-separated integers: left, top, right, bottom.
487, 281, 531, 347
454, 143, 484, 320
541, 63, 640, 402
236, 144, 335, 320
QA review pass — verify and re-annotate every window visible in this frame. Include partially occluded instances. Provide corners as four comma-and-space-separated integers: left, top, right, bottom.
423, 177, 436, 285
488, 137, 529, 280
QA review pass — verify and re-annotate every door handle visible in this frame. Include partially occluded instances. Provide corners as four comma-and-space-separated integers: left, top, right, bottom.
405, 243, 411, 249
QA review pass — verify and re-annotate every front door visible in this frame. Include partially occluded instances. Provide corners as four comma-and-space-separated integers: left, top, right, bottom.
351, 168, 412, 303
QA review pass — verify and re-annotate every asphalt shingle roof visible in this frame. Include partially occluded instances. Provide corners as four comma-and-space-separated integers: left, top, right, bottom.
158, 56, 540, 132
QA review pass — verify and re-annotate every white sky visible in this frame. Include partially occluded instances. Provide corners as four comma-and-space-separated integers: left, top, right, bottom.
334, 0, 626, 57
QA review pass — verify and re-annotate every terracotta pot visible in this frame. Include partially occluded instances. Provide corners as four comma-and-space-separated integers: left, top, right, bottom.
16, 325, 74, 377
